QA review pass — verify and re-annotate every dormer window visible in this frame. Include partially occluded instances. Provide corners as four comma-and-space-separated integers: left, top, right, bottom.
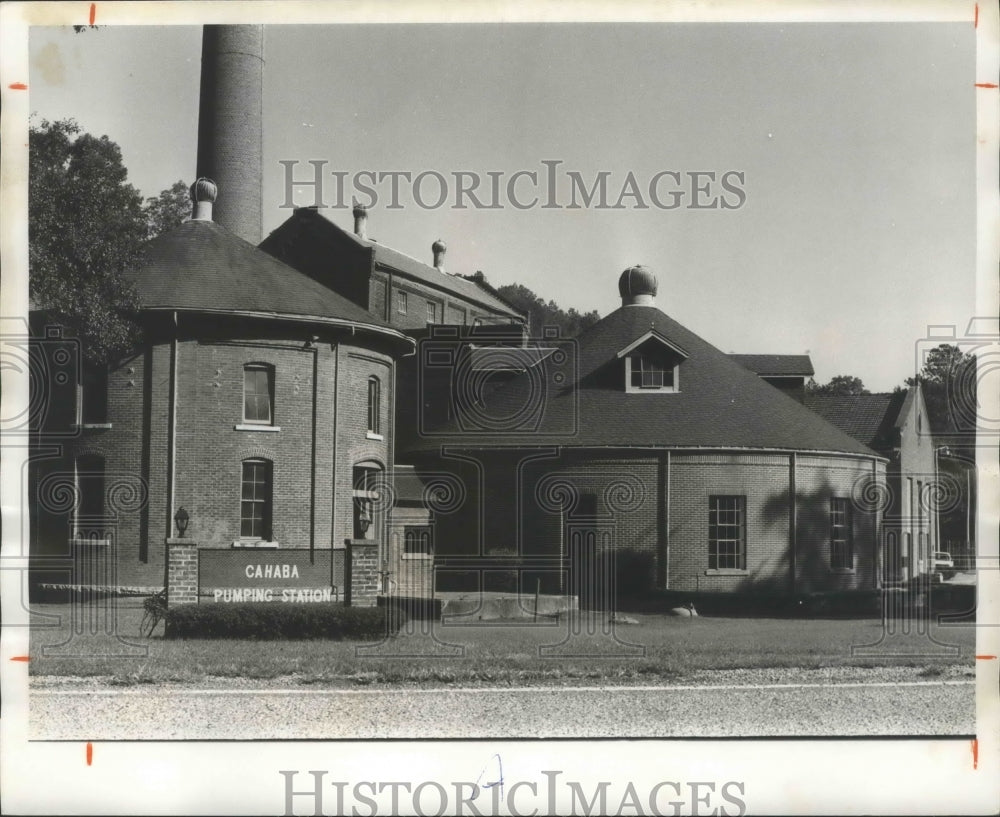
630, 354, 674, 390
617, 332, 686, 394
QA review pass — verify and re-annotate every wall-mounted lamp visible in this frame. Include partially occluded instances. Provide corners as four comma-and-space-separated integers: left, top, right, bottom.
355, 499, 372, 536
174, 506, 190, 538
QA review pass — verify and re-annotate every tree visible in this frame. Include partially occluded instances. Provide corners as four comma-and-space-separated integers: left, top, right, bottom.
144, 180, 191, 238
906, 343, 977, 435
494, 282, 601, 337
806, 374, 870, 396
29, 119, 147, 364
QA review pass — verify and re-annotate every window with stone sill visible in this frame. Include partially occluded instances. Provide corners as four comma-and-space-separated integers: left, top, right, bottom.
708, 495, 746, 571
243, 364, 274, 426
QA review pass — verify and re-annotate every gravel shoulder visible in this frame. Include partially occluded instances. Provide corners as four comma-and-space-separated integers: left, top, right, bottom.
29, 662, 975, 691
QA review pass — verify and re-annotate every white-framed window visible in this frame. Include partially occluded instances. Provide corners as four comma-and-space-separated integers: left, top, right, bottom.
626, 353, 679, 392
243, 364, 274, 425
709, 495, 746, 570
397, 290, 408, 315
426, 300, 438, 324
367, 376, 381, 436
830, 497, 853, 569
618, 333, 686, 394
240, 458, 273, 539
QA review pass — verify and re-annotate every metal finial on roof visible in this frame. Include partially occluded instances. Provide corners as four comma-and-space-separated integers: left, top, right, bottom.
191, 177, 218, 203
432, 239, 447, 272
190, 178, 218, 221
618, 264, 658, 307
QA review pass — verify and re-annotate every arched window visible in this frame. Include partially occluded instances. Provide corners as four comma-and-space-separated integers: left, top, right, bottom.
240, 458, 273, 539
243, 364, 274, 425
367, 376, 381, 436
404, 526, 432, 556
353, 462, 382, 539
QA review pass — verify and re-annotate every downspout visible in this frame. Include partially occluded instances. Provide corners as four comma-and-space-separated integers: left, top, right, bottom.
330, 342, 339, 554
664, 450, 671, 590
309, 342, 318, 563
789, 452, 797, 595
386, 356, 397, 577
874, 457, 882, 589
167, 311, 179, 538
385, 267, 392, 324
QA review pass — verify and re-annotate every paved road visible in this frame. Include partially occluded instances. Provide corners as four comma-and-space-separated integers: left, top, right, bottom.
30, 677, 975, 739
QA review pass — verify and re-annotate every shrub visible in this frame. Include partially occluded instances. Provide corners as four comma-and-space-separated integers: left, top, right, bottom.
378, 595, 443, 621
163, 602, 404, 640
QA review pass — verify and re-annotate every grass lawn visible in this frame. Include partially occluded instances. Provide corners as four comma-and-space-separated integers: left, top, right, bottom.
27, 598, 977, 686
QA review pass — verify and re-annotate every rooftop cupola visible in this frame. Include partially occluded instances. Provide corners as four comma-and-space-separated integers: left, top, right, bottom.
618, 264, 657, 307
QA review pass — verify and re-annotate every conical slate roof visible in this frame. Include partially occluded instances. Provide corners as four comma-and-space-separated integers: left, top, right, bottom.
132, 219, 410, 345
408, 303, 879, 456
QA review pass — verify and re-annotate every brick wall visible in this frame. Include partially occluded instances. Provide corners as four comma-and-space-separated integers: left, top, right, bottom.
37, 316, 399, 590
332, 347, 394, 552
346, 539, 379, 606
387, 506, 433, 598
668, 453, 790, 593
794, 455, 880, 593
424, 448, 885, 597
166, 538, 198, 606
372, 269, 504, 333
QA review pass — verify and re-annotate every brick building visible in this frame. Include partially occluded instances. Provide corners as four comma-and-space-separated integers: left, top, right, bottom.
805, 386, 940, 583
406, 265, 890, 603
30, 182, 414, 598
27, 23, 902, 606
260, 204, 524, 332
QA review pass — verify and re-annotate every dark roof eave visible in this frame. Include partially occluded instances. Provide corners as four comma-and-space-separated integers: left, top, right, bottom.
143, 307, 415, 353
410, 443, 886, 461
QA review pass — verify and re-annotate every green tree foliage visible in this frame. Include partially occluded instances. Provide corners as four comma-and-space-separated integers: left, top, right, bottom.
144, 180, 191, 238
29, 119, 146, 364
494, 282, 601, 337
805, 374, 869, 396
907, 343, 977, 435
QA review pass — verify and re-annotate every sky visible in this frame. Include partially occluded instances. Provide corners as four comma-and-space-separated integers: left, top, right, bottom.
26, 17, 977, 391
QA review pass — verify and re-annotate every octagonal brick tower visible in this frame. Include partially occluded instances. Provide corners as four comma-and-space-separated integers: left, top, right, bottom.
196, 25, 264, 244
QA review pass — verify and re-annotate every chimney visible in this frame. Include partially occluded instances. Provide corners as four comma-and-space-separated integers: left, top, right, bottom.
190, 178, 218, 221
353, 203, 368, 240
196, 25, 264, 243
432, 239, 447, 273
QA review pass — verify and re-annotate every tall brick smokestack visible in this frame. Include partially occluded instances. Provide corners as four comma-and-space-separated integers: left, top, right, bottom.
196, 25, 264, 244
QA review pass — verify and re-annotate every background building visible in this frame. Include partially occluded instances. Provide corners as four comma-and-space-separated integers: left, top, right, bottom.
806, 386, 940, 583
